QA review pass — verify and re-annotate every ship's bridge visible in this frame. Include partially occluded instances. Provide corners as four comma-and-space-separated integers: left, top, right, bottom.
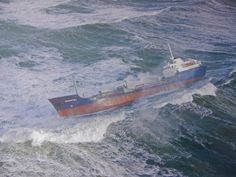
163, 58, 201, 78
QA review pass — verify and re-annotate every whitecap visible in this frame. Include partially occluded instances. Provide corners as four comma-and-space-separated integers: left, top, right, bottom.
154, 80, 217, 109
0, 0, 161, 29
0, 112, 125, 146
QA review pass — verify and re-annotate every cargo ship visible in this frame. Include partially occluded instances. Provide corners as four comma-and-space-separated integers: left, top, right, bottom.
49, 45, 206, 117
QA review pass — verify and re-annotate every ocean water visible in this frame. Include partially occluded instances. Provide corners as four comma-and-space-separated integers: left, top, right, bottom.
0, 0, 235, 176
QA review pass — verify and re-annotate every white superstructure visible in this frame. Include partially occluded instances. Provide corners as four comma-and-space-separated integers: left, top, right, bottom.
162, 45, 202, 78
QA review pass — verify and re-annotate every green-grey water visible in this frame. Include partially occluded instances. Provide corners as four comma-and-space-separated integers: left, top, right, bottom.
0, 0, 236, 176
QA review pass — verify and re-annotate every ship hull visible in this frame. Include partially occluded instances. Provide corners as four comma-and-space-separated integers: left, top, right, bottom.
49, 65, 206, 117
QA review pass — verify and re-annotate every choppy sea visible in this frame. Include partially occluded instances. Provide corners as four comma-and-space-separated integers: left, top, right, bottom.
0, 0, 236, 176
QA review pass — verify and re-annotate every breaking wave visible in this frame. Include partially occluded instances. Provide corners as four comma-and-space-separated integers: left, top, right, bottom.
0, 112, 125, 146
154, 81, 217, 109
0, 0, 162, 29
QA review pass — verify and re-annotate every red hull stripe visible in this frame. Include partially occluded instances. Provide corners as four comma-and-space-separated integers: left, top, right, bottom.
57, 77, 202, 117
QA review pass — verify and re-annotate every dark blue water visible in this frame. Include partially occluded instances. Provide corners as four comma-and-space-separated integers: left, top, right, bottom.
0, 0, 235, 176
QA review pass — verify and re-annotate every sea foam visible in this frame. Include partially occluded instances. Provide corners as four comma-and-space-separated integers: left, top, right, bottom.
0, 0, 161, 29
0, 47, 130, 145
154, 81, 217, 109
0, 112, 125, 146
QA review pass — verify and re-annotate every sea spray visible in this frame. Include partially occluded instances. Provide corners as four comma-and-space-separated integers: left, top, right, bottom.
0, 112, 125, 146
154, 81, 217, 109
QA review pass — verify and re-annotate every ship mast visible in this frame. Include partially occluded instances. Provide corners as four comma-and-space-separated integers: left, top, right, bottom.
73, 80, 79, 96
168, 44, 174, 61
